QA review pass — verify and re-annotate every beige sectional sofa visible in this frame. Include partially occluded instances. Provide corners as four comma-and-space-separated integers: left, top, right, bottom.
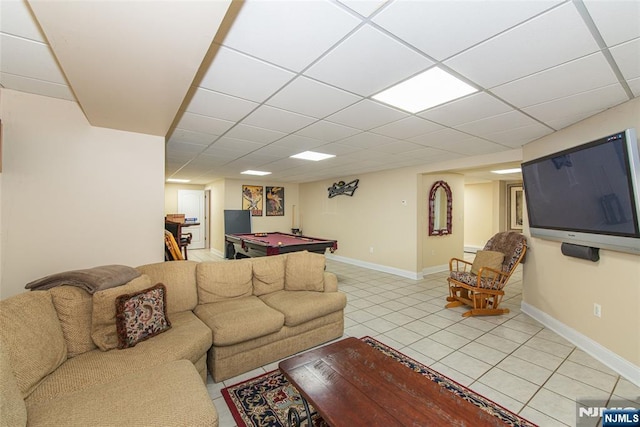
0, 251, 346, 427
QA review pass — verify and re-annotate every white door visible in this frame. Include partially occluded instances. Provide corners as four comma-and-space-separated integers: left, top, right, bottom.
178, 190, 205, 249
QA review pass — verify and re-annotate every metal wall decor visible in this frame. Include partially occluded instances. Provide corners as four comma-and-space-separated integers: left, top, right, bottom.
328, 179, 359, 198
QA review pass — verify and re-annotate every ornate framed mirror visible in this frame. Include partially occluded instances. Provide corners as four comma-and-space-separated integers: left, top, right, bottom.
428, 180, 452, 236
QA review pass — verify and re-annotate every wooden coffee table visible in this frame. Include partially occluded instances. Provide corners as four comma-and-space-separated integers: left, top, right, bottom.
279, 337, 507, 426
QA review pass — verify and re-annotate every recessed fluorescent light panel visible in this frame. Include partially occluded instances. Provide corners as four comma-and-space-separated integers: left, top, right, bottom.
290, 151, 336, 161
491, 168, 522, 174
241, 170, 272, 176
372, 67, 477, 113
166, 178, 191, 183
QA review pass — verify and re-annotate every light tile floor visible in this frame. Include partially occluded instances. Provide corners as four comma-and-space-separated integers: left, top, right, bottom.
189, 249, 640, 427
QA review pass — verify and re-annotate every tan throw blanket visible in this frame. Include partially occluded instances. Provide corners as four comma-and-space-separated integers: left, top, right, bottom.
25, 265, 141, 294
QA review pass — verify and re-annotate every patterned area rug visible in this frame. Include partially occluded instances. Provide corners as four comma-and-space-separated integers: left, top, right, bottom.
222, 336, 537, 427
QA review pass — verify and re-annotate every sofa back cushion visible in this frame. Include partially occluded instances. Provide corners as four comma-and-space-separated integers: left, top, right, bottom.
285, 251, 326, 291
252, 255, 286, 296
197, 260, 252, 303
91, 275, 152, 351
0, 291, 67, 397
136, 261, 198, 313
0, 338, 27, 427
49, 286, 96, 357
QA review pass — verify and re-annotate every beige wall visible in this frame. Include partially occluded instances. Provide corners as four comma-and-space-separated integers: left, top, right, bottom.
464, 182, 496, 249
207, 179, 226, 256
0, 89, 165, 298
164, 183, 205, 214
300, 168, 421, 275
522, 97, 640, 366
422, 173, 465, 271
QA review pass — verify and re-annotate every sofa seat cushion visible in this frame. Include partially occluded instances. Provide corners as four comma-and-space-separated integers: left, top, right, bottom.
26, 311, 211, 405
259, 290, 347, 327
26, 360, 218, 427
195, 296, 284, 346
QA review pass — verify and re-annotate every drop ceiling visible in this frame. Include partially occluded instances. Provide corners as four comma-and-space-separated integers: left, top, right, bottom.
1, 0, 638, 184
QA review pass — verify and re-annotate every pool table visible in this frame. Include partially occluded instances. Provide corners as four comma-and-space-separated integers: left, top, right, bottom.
225, 232, 338, 259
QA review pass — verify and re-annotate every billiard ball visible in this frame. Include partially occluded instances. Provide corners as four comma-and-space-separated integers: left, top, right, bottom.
278, 242, 282, 245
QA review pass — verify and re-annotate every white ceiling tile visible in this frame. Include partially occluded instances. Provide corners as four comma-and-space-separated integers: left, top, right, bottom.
167, 128, 217, 146
0, 72, 75, 101
0, 0, 47, 42
206, 136, 265, 154
629, 77, 640, 97
216, 0, 360, 72
305, 24, 434, 96
166, 141, 206, 154
174, 112, 235, 136
224, 124, 286, 144
409, 128, 503, 155
369, 140, 425, 154
295, 120, 361, 141
393, 146, 453, 161
313, 142, 364, 156
371, 116, 443, 139
269, 134, 325, 151
484, 123, 554, 147
491, 52, 618, 108
373, 0, 562, 61
418, 92, 513, 127
523, 84, 628, 129
266, 76, 362, 118
610, 38, 640, 81
336, 131, 397, 149
196, 45, 295, 102
445, 3, 600, 88
0, 34, 68, 84
326, 99, 408, 130
337, 0, 388, 17
455, 110, 547, 137
241, 105, 316, 134
583, 0, 640, 46
185, 88, 258, 121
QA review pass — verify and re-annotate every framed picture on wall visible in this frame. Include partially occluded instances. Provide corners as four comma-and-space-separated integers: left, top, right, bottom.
242, 185, 263, 216
508, 184, 524, 231
265, 186, 284, 216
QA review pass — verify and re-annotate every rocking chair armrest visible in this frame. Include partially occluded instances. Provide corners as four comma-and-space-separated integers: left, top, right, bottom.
449, 257, 473, 272
476, 266, 506, 289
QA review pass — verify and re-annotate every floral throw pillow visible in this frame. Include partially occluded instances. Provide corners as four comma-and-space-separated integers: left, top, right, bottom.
115, 283, 171, 349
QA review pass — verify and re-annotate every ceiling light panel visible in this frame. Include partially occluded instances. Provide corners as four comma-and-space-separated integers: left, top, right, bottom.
290, 151, 336, 161
241, 170, 271, 176
373, 67, 477, 113
491, 168, 522, 174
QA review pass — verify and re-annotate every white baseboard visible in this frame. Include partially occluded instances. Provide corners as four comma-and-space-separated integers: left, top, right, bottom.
422, 264, 449, 276
325, 254, 423, 280
464, 245, 482, 253
521, 302, 640, 387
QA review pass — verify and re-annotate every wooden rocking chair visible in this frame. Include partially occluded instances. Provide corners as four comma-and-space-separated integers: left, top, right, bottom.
445, 231, 527, 317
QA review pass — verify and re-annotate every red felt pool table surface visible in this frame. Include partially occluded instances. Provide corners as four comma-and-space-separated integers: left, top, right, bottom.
224, 232, 337, 258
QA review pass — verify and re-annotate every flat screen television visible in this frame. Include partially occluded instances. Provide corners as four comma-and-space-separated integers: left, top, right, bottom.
521, 128, 640, 255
